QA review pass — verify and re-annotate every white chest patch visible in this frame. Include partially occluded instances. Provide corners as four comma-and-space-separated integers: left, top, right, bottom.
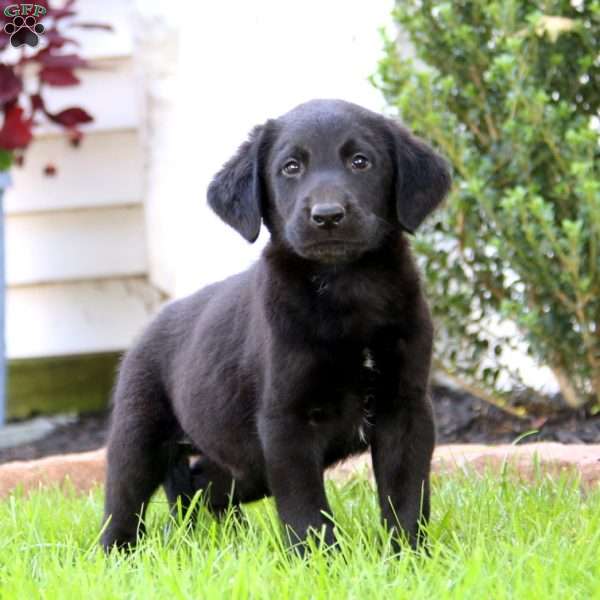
358, 423, 368, 444
362, 347, 376, 371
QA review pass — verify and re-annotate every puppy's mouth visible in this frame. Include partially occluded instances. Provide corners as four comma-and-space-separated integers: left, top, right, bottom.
298, 240, 366, 264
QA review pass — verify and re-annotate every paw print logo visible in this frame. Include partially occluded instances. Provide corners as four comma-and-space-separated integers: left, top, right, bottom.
4, 15, 45, 48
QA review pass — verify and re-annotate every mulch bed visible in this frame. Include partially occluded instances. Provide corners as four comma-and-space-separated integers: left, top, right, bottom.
1, 384, 599, 465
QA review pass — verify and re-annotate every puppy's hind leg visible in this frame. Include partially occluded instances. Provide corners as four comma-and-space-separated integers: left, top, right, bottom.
162, 444, 203, 523
165, 455, 268, 520
101, 359, 178, 551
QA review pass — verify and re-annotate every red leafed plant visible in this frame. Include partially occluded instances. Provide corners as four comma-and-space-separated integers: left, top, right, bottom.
0, 0, 110, 172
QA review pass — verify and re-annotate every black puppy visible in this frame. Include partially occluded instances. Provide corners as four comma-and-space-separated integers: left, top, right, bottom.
101, 99, 451, 552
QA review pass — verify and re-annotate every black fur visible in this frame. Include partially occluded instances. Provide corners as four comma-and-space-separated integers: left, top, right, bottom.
101, 99, 451, 552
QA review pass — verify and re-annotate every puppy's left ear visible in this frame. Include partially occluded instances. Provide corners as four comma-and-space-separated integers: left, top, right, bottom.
207, 124, 269, 243
387, 120, 451, 233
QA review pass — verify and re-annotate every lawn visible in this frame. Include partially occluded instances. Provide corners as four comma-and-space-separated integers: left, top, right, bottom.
1, 469, 599, 599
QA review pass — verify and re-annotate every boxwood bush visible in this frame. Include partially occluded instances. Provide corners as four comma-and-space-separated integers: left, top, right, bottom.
374, 1, 600, 410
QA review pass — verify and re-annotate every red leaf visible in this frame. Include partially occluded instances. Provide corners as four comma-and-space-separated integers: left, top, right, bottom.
47, 107, 93, 128
44, 163, 57, 176
39, 54, 88, 69
68, 129, 83, 147
0, 106, 33, 150
40, 66, 81, 86
0, 64, 22, 104
31, 93, 45, 112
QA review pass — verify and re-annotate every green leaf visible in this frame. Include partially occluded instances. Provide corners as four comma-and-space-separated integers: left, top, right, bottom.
0, 149, 13, 172
374, 0, 600, 410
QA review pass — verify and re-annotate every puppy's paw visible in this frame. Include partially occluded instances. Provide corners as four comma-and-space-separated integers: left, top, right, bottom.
287, 523, 339, 558
100, 529, 138, 554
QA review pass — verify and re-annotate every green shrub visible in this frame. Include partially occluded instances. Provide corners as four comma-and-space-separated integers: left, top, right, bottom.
374, 1, 600, 409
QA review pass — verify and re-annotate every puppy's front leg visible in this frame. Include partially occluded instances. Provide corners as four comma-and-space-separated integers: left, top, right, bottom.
371, 322, 436, 551
371, 397, 434, 551
258, 410, 335, 549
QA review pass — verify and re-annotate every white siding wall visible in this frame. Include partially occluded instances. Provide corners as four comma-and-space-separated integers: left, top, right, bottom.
5, 0, 162, 360
4, 131, 143, 214
135, 0, 397, 299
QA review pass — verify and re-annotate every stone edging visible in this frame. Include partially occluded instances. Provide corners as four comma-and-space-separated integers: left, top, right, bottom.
1, 443, 599, 499
331, 443, 600, 489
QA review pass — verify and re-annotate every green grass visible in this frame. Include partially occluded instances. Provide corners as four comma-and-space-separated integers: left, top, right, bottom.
1, 470, 599, 599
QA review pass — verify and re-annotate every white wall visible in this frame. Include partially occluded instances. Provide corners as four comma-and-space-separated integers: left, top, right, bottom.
4, 0, 162, 359
158, 0, 397, 296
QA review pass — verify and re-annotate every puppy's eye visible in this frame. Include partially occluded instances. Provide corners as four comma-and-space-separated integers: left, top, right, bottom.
281, 159, 302, 177
350, 154, 371, 171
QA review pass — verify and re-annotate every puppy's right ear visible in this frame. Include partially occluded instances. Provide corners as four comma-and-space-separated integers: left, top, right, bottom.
207, 125, 267, 243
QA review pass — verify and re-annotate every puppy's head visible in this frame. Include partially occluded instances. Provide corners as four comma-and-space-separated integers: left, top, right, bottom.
208, 99, 451, 264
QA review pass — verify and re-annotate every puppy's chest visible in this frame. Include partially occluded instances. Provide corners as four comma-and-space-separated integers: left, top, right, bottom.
305, 349, 379, 448
309, 275, 401, 339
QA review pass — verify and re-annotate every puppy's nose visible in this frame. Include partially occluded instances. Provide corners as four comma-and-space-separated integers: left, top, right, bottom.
310, 203, 345, 228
